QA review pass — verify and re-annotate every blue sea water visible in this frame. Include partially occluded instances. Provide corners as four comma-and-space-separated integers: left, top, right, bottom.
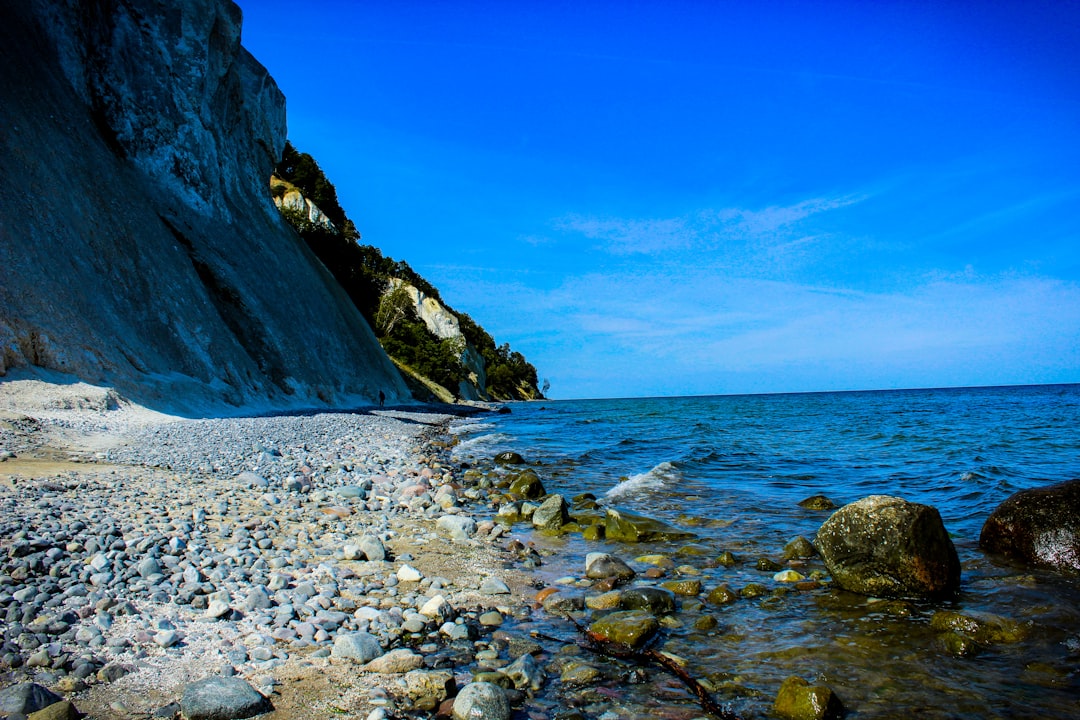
451, 384, 1080, 718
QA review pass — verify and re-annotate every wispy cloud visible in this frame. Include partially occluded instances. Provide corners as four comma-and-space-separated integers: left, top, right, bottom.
555, 195, 865, 264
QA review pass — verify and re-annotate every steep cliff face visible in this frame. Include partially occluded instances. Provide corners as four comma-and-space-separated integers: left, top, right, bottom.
0, 0, 410, 412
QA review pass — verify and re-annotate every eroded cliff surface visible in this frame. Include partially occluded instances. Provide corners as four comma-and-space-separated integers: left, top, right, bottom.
0, 0, 410, 412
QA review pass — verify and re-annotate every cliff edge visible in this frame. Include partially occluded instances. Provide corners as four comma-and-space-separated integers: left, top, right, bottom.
0, 0, 410, 413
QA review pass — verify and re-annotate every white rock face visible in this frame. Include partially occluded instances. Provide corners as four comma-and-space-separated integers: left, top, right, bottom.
391, 280, 488, 399
0, 1, 411, 411
272, 184, 337, 232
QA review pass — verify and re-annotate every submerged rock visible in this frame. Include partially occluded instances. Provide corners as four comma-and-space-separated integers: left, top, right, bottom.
816, 495, 960, 599
930, 610, 1031, 654
604, 508, 695, 543
494, 452, 526, 466
798, 495, 837, 511
773, 676, 844, 720
980, 479, 1080, 575
620, 586, 677, 614
589, 610, 659, 649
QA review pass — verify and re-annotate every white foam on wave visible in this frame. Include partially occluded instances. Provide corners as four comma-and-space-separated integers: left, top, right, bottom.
606, 461, 683, 499
452, 432, 512, 457
448, 420, 496, 435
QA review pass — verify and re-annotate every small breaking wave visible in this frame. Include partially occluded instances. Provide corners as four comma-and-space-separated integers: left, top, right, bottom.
448, 420, 496, 435
606, 461, 682, 499
452, 432, 512, 457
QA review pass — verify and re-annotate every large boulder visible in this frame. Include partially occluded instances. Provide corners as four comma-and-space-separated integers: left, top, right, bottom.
452, 682, 510, 720
531, 495, 570, 530
0, 684, 63, 716
979, 479, 1080, 575
816, 495, 960, 599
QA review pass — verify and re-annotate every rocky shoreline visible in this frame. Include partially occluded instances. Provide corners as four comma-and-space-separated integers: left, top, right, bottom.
0, 396, 554, 720
3, 385, 1080, 720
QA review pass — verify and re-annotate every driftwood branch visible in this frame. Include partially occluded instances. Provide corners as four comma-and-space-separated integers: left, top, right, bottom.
534, 617, 743, 720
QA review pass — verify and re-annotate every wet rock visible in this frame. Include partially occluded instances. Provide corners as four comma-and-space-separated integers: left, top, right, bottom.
0, 683, 63, 716
798, 495, 837, 511
816, 495, 960, 599
561, 663, 602, 686
332, 632, 384, 662
180, 676, 273, 720
584, 553, 636, 582
756, 557, 783, 571
706, 585, 738, 605
773, 676, 844, 720
930, 610, 1031, 650
585, 590, 623, 610
739, 583, 768, 599
503, 652, 544, 691
604, 509, 695, 543
589, 610, 659, 649
716, 551, 739, 567
980, 479, 1080, 575
661, 579, 702, 596
452, 681, 510, 720
783, 536, 818, 560
532, 495, 570, 530
620, 586, 676, 614
494, 452, 525, 466
773, 570, 805, 583
508, 470, 546, 499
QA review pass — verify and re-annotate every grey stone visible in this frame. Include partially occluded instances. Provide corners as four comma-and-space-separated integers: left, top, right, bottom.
452, 682, 510, 720
584, 552, 636, 581
0, 682, 63, 715
180, 676, 273, 720
479, 577, 511, 595
436, 515, 477, 542
531, 495, 569, 530
331, 632, 383, 662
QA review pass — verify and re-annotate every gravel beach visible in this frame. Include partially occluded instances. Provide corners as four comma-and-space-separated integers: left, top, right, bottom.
0, 379, 542, 720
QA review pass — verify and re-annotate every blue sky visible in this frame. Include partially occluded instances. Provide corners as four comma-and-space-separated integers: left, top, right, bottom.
237, 0, 1080, 399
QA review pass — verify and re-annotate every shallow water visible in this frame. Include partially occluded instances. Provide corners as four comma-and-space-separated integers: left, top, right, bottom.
453, 385, 1080, 718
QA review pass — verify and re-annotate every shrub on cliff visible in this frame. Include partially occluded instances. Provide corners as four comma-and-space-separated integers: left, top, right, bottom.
272, 143, 543, 401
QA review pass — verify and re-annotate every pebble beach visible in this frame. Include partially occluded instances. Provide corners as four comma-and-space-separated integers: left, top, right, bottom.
0, 380, 549, 720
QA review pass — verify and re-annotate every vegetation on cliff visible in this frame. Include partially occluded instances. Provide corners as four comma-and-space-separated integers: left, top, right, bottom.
272, 142, 543, 401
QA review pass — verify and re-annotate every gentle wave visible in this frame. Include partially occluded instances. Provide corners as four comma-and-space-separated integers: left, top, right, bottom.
451, 432, 512, 457
448, 420, 496, 435
605, 460, 682, 499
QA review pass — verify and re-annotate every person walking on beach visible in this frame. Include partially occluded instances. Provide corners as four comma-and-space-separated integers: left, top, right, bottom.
379, 390, 385, 407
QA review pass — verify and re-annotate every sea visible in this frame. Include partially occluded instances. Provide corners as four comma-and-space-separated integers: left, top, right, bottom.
449, 384, 1080, 719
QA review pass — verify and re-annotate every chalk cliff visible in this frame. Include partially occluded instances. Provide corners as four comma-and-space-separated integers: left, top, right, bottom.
391, 280, 489, 401
0, 0, 410, 412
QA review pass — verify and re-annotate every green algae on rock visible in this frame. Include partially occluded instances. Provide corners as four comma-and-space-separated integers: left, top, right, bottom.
588, 610, 660, 649
604, 508, 696, 543
773, 676, 844, 720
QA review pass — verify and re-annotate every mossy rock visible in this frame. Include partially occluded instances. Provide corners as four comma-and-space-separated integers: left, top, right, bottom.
508, 470, 546, 499
661, 579, 702, 596
676, 544, 712, 556
605, 508, 696, 543
740, 583, 769, 599
588, 610, 659, 649
635, 554, 675, 569
471, 671, 513, 689
773, 676, 844, 720
798, 494, 837, 511
693, 615, 720, 631
495, 452, 526, 465
582, 524, 605, 541
561, 663, 603, 686
756, 557, 783, 572
716, 551, 739, 567
706, 584, 738, 605
620, 587, 677, 615
930, 610, 1031, 645
783, 536, 818, 560
572, 493, 600, 511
